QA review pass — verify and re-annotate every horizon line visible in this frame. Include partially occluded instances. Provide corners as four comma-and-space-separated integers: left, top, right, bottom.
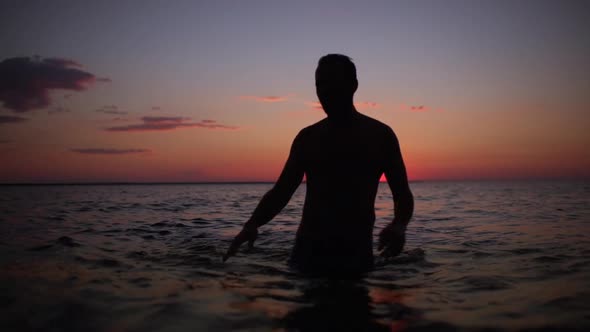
0, 177, 587, 186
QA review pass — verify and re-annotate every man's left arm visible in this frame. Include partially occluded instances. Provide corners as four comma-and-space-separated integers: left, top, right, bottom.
378, 127, 414, 257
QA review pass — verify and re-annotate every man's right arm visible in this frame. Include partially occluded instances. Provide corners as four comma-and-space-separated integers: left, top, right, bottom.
379, 127, 414, 256
243, 132, 305, 229
223, 130, 305, 262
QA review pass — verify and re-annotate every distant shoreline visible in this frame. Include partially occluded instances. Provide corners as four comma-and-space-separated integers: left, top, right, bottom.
0, 178, 587, 186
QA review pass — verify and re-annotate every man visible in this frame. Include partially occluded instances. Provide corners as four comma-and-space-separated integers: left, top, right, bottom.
223, 54, 414, 275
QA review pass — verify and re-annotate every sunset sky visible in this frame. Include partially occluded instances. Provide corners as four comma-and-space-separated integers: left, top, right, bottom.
1, 0, 589, 183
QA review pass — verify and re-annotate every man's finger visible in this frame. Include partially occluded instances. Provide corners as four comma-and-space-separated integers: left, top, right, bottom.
222, 247, 235, 262
378, 225, 394, 243
223, 243, 239, 262
380, 242, 404, 258
378, 231, 387, 252
377, 237, 385, 251
380, 247, 396, 258
377, 231, 387, 251
379, 245, 390, 257
223, 237, 244, 262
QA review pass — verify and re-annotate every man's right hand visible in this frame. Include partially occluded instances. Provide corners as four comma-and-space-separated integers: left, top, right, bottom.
223, 223, 258, 262
378, 222, 406, 258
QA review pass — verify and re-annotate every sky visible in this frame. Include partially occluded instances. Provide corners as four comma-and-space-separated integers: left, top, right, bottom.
0, 0, 589, 183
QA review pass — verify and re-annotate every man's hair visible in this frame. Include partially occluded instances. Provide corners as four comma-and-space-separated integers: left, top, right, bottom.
316, 54, 357, 84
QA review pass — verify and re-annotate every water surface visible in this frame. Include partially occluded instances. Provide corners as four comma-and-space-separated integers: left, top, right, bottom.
1, 181, 589, 331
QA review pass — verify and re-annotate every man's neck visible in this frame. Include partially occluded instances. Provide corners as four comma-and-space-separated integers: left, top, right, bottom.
326, 104, 358, 122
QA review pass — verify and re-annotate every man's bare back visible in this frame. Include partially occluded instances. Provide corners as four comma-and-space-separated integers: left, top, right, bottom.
223, 54, 414, 275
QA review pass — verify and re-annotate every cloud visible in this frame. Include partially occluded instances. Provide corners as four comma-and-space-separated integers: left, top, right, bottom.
0, 56, 108, 112
308, 102, 323, 110
42, 58, 82, 68
408, 105, 444, 112
151, 106, 161, 110
95, 105, 127, 115
306, 101, 380, 112
70, 148, 151, 155
0, 115, 28, 124
409, 105, 427, 112
240, 95, 291, 103
105, 116, 238, 132
398, 104, 443, 112
143, 116, 186, 122
355, 101, 380, 110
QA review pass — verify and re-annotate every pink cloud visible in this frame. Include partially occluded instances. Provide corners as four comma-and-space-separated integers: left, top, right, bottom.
70, 148, 151, 155
307, 102, 323, 110
240, 95, 291, 103
355, 101, 380, 110
142, 116, 186, 123
398, 103, 443, 112
0, 56, 109, 112
105, 116, 238, 132
409, 105, 428, 112
307, 101, 380, 111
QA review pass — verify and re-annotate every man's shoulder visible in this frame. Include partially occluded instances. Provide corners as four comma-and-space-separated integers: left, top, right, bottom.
358, 113, 395, 135
297, 118, 329, 136
297, 115, 393, 135
296, 114, 397, 140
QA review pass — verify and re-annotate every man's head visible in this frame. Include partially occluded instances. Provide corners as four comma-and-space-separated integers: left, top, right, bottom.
315, 54, 358, 117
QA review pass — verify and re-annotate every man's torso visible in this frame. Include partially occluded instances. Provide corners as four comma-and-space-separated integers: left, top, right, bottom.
290, 113, 392, 273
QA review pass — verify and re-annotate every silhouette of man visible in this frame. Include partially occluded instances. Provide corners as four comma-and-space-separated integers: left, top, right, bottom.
224, 54, 414, 274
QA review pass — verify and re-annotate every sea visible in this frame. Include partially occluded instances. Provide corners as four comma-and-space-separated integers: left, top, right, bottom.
0, 181, 589, 331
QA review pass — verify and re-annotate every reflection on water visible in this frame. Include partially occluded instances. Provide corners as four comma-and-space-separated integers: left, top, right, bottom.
283, 281, 391, 331
0, 181, 589, 331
